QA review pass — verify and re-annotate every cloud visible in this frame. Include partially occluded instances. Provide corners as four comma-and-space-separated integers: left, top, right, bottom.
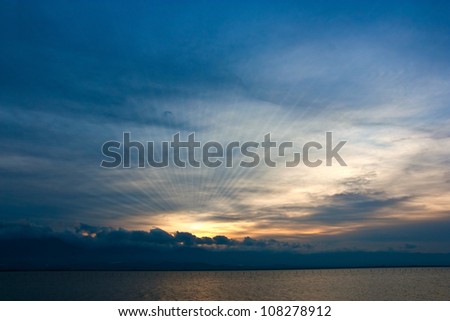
1, 222, 310, 250
0, 1, 450, 254
305, 192, 412, 224
1, 222, 449, 270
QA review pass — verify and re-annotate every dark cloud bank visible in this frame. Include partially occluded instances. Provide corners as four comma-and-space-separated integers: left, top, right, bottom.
1, 222, 449, 270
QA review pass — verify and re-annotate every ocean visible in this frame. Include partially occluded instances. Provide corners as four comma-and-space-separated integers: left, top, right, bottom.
1, 267, 449, 300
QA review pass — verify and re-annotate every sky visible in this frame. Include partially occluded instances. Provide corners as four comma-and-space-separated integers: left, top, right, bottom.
1, 0, 450, 268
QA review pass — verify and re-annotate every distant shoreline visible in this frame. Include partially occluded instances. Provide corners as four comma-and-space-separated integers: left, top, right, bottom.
1, 265, 449, 273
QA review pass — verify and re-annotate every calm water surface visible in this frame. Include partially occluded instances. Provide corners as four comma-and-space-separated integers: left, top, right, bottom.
1, 267, 449, 300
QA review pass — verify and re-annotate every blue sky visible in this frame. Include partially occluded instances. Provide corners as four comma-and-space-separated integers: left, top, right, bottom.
1, 1, 450, 266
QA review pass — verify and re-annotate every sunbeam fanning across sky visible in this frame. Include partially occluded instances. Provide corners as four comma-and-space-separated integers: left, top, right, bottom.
1, 0, 450, 271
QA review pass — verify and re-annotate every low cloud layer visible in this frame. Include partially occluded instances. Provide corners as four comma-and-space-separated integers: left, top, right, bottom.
1, 222, 449, 270
0, 222, 310, 251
